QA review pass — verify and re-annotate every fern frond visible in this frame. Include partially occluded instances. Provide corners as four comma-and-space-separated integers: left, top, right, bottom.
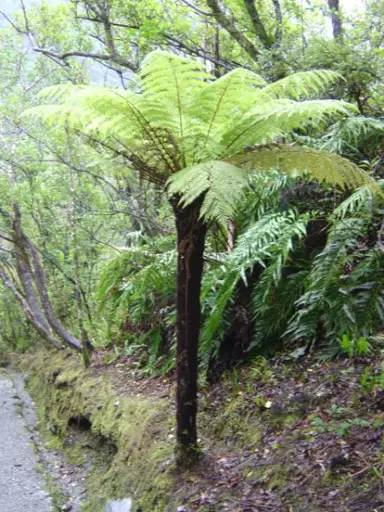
320, 117, 384, 154
261, 70, 342, 100
167, 161, 248, 227
286, 217, 371, 343
238, 171, 291, 225
222, 100, 357, 154
251, 269, 310, 351
201, 210, 309, 353
230, 145, 378, 190
190, 68, 266, 159
140, 50, 209, 152
332, 180, 384, 219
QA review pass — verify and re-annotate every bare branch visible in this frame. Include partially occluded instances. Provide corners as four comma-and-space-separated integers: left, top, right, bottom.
180, 0, 214, 17
271, 0, 283, 43
206, 0, 261, 63
32, 47, 138, 71
243, 0, 272, 49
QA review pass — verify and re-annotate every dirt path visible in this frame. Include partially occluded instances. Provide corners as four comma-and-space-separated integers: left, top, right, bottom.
0, 372, 52, 512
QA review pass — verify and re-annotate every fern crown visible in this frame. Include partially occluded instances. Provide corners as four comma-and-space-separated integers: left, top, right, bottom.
27, 50, 372, 226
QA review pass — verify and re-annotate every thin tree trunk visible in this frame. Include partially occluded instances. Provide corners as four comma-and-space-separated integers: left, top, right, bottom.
12, 199, 83, 352
379, 220, 384, 254
12, 207, 53, 336
206, 0, 261, 63
3, 294, 18, 350
66, 127, 92, 365
172, 197, 207, 464
328, 0, 342, 39
7, 165, 82, 352
26, 238, 83, 352
0, 266, 63, 349
214, 27, 221, 79
243, 0, 273, 49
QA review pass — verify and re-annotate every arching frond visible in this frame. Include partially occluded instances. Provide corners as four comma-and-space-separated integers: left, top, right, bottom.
230, 145, 379, 190
222, 100, 356, 154
140, 50, 209, 145
190, 68, 266, 158
261, 70, 342, 100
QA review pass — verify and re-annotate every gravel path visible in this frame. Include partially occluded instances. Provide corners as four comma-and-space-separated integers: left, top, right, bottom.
0, 373, 52, 512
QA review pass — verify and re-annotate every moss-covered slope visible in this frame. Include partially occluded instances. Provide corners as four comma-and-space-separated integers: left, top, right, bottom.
23, 350, 175, 511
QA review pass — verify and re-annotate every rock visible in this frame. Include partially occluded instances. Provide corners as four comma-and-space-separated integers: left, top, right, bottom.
104, 498, 133, 512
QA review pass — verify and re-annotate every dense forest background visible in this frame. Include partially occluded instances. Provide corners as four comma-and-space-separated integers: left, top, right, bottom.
0, 0, 384, 462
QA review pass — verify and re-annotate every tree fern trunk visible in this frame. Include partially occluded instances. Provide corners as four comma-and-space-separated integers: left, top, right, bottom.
172, 197, 207, 465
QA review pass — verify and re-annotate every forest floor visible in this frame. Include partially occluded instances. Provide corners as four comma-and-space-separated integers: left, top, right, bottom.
95, 348, 384, 512
12, 346, 384, 512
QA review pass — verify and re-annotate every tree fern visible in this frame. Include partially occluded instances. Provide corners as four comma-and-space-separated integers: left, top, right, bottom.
24, 50, 376, 455
26, 50, 374, 225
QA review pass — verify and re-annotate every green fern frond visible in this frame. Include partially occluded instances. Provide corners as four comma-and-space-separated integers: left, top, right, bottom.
222, 100, 357, 155
320, 117, 384, 154
261, 70, 342, 100
167, 161, 248, 227
200, 210, 309, 354
286, 217, 372, 343
230, 145, 378, 190
332, 180, 384, 219
140, 50, 209, 144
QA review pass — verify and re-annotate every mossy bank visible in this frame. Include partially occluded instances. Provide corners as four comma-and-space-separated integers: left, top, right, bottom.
21, 350, 176, 511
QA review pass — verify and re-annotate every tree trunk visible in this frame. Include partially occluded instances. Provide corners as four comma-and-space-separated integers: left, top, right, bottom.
172, 197, 207, 465
26, 238, 84, 352
66, 127, 92, 364
206, 0, 261, 63
0, 266, 63, 349
12, 203, 83, 352
328, 0, 342, 39
12, 204, 51, 335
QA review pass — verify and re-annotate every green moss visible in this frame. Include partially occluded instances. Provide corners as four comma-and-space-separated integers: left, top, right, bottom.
21, 350, 176, 511
202, 394, 263, 449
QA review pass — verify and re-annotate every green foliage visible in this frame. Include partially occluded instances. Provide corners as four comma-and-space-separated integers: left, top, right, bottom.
200, 207, 310, 364
97, 238, 177, 373
311, 415, 370, 436
338, 334, 371, 358
286, 214, 384, 349
167, 161, 248, 227
1, 0, 384, 389
360, 364, 384, 394
27, 50, 371, 227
